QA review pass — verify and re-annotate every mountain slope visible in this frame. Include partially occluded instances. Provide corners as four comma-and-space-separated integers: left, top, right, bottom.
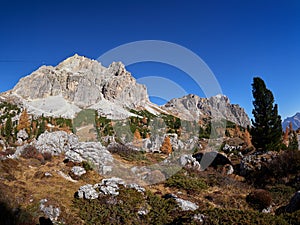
282, 112, 300, 130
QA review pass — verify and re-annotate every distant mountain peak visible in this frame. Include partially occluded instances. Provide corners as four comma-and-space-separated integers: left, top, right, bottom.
282, 112, 300, 130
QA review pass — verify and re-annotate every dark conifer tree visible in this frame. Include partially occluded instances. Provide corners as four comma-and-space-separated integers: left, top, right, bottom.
251, 77, 282, 151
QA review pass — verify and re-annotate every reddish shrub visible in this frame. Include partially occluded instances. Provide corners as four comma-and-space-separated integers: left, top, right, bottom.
42, 152, 52, 161
21, 145, 45, 163
246, 189, 272, 211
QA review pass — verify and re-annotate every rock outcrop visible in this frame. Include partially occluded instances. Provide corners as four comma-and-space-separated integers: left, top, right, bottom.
77, 177, 145, 199
16, 131, 114, 175
164, 194, 199, 211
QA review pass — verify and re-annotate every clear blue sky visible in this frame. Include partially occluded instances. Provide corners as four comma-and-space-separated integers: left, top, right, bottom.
0, 0, 299, 120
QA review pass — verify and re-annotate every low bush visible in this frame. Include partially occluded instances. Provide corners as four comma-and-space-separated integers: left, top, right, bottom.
73, 187, 178, 225
20, 145, 44, 163
165, 169, 207, 194
107, 143, 147, 162
246, 189, 272, 211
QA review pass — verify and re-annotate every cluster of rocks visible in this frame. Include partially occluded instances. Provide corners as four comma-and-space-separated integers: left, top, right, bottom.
11, 131, 114, 175
179, 154, 201, 170
77, 177, 145, 200
240, 151, 279, 176
164, 193, 199, 211
222, 143, 243, 153
39, 199, 60, 223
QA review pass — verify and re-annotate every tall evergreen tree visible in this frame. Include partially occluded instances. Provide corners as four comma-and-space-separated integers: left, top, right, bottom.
288, 131, 299, 150
250, 77, 282, 151
5, 116, 13, 142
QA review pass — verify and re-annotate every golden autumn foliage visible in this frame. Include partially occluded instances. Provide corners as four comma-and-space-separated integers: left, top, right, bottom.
243, 129, 252, 148
283, 126, 289, 147
234, 125, 242, 138
133, 129, 142, 147
17, 109, 30, 133
160, 136, 172, 155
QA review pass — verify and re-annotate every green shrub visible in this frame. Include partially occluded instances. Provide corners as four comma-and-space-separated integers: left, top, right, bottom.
107, 143, 147, 162
165, 169, 207, 193
201, 208, 288, 225
81, 160, 94, 171
73, 187, 178, 225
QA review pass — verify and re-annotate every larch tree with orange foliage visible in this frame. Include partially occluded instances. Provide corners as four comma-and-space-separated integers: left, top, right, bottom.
160, 135, 172, 155
17, 109, 31, 134
133, 129, 142, 147
283, 126, 289, 147
243, 129, 252, 148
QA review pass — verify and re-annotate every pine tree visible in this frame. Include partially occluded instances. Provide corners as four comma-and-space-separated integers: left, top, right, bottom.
250, 77, 282, 151
5, 116, 13, 142
160, 135, 172, 155
37, 119, 46, 137
288, 131, 299, 150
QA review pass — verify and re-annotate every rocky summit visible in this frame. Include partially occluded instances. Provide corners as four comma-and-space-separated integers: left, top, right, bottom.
162, 94, 250, 127
7, 54, 149, 119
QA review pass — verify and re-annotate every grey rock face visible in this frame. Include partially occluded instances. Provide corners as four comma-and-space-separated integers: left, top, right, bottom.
282, 112, 300, 130
35, 131, 113, 175
240, 151, 279, 176
179, 154, 201, 170
71, 166, 86, 177
94, 177, 145, 196
39, 199, 60, 222
36, 131, 78, 155
78, 177, 145, 199
166, 194, 198, 211
17, 129, 28, 140
11, 54, 149, 117
77, 184, 99, 200
162, 94, 250, 127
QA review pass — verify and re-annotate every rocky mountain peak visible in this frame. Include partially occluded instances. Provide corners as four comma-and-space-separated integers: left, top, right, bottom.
7, 55, 150, 118
108, 61, 129, 76
282, 112, 300, 130
162, 94, 250, 127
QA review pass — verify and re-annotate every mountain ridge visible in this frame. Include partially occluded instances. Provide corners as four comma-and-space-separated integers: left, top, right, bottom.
282, 112, 300, 130
1, 54, 250, 127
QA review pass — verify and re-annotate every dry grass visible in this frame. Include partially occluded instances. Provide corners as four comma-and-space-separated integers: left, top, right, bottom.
0, 155, 102, 223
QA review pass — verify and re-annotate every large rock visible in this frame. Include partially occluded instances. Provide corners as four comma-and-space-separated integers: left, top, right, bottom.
35, 131, 114, 175
164, 194, 198, 211
77, 184, 99, 200
285, 191, 300, 213
36, 131, 78, 155
240, 151, 279, 176
71, 166, 86, 177
39, 199, 60, 222
193, 152, 232, 169
94, 177, 145, 196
